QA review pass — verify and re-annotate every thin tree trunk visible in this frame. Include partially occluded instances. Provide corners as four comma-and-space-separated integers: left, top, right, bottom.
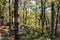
24, 2, 27, 25
41, 0, 45, 35
14, 0, 20, 40
0, 4, 1, 15
35, 12, 37, 26
0, 4, 1, 26
41, 0, 44, 35
55, 0, 60, 34
23, 2, 25, 25
51, 1, 55, 40
9, 0, 12, 30
35, 2, 37, 26
55, 5, 59, 36
25, 9, 27, 25
38, 14, 41, 26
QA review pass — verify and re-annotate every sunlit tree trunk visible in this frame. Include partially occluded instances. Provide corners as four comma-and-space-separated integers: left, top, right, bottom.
25, 9, 27, 25
35, 12, 37, 26
23, 2, 25, 25
35, 1, 37, 26
24, 2, 27, 25
55, 0, 60, 36
51, 1, 55, 40
14, 0, 20, 40
38, 14, 41, 26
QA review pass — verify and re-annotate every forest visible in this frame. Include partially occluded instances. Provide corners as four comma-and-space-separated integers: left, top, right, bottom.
0, 0, 60, 40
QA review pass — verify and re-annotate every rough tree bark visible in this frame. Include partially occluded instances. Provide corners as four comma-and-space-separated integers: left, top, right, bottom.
41, 0, 45, 35
51, 1, 55, 40
14, 0, 20, 40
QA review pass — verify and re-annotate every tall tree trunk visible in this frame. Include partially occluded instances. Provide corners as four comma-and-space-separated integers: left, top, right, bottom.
25, 9, 27, 25
55, 8, 59, 35
0, 4, 1, 26
51, 1, 55, 40
23, 2, 25, 25
55, 0, 60, 35
14, 0, 20, 40
41, 0, 44, 35
41, 0, 45, 35
24, 2, 27, 25
35, 1, 37, 26
55, 7, 59, 36
35, 12, 37, 26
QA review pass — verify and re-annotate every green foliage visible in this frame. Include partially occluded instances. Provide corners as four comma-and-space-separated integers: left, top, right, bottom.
20, 25, 41, 40
0, 0, 60, 40
2, 36, 9, 40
